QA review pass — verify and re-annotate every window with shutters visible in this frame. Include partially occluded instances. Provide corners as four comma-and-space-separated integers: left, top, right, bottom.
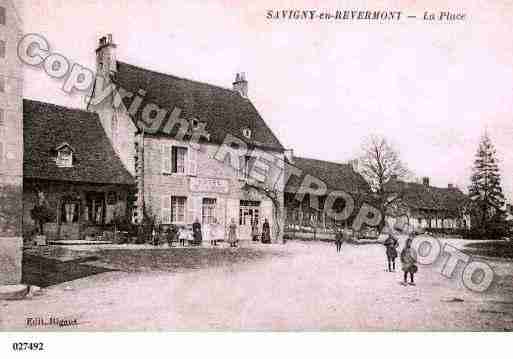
202, 198, 216, 224
0, 76, 4, 92
171, 196, 186, 223
163, 145, 188, 174
0, 7, 5, 25
172, 146, 187, 173
0, 40, 5, 58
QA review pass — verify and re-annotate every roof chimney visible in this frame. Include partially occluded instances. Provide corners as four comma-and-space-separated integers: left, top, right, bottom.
96, 33, 117, 74
422, 177, 430, 187
233, 72, 248, 97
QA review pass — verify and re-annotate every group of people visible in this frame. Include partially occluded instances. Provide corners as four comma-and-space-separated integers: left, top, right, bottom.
333, 226, 419, 286
383, 231, 418, 286
160, 218, 272, 247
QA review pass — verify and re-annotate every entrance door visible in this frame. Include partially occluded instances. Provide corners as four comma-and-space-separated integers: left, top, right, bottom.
239, 200, 260, 240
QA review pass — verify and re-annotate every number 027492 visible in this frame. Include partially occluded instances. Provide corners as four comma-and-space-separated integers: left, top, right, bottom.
12, 342, 45, 351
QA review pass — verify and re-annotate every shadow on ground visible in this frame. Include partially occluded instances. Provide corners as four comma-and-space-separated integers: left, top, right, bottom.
93, 247, 289, 272
462, 241, 513, 259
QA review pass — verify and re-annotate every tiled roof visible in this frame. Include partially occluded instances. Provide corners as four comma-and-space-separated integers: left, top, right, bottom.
285, 156, 370, 194
385, 179, 468, 212
114, 61, 285, 151
23, 99, 134, 185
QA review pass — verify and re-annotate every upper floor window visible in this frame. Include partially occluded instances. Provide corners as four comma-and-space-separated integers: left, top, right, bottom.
162, 145, 188, 174
0, 7, 5, 26
242, 128, 252, 139
0, 76, 4, 92
0, 40, 5, 58
55, 143, 74, 168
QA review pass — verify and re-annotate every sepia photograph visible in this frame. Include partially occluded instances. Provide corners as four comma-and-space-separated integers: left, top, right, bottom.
0, 0, 512, 354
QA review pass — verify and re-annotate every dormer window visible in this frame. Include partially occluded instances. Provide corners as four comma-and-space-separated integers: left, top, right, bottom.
55, 143, 74, 168
242, 128, 252, 139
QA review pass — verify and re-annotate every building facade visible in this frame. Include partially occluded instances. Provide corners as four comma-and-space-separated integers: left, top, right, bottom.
22, 100, 134, 241
90, 35, 286, 242
0, 0, 23, 285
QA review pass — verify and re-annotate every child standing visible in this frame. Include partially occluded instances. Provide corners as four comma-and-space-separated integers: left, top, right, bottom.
400, 234, 418, 285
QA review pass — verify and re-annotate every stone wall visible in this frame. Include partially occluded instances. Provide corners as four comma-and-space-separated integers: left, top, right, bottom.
0, 0, 23, 285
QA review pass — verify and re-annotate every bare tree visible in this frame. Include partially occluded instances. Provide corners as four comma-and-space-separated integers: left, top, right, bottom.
358, 135, 409, 224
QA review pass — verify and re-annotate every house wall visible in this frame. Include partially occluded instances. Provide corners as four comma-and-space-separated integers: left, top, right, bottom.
142, 136, 285, 242
23, 180, 130, 241
0, 0, 23, 285
386, 208, 469, 233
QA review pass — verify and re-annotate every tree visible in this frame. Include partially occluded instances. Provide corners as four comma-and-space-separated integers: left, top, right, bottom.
242, 181, 283, 243
358, 135, 409, 226
30, 190, 54, 235
468, 132, 506, 236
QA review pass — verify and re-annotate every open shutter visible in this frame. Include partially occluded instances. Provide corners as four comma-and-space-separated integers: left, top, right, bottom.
161, 144, 171, 174
238, 155, 245, 179
216, 197, 226, 228
188, 147, 198, 176
161, 195, 171, 224
186, 196, 195, 224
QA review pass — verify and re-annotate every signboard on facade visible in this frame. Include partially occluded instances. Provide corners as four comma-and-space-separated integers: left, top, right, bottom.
189, 178, 230, 194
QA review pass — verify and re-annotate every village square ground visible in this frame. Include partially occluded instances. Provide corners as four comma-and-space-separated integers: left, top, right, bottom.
1, 236, 512, 331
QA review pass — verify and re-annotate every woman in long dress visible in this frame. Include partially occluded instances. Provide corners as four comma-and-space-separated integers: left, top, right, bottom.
262, 218, 271, 244
228, 218, 238, 247
401, 233, 418, 285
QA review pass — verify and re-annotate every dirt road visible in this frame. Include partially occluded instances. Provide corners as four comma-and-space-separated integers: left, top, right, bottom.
1, 237, 512, 331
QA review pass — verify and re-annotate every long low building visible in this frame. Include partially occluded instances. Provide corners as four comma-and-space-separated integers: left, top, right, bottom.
384, 176, 471, 231
283, 154, 370, 232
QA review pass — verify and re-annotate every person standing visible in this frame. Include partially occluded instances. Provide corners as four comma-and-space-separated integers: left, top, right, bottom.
166, 224, 177, 247
192, 218, 202, 246
401, 234, 418, 285
383, 233, 399, 272
251, 219, 259, 242
335, 228, 343, 252
209, 218, 217, 246
262, 218, 271, 244
228, 218, 238, 247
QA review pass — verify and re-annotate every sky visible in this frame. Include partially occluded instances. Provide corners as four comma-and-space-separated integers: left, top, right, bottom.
15, 0, 513, 201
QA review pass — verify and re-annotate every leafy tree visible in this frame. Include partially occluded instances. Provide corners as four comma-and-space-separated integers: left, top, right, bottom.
468, 132, 506, 236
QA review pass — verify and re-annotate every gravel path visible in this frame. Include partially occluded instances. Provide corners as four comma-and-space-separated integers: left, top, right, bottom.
1, 237, 512, 331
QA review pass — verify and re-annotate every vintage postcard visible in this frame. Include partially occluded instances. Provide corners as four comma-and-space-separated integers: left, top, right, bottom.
0, 0, 512, 348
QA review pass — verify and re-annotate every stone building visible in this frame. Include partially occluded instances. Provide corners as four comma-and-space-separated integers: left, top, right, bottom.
22, 100, 134, 241
0, 0, 23, 285
384, 176, 471, 231
89, 35, 286, 242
